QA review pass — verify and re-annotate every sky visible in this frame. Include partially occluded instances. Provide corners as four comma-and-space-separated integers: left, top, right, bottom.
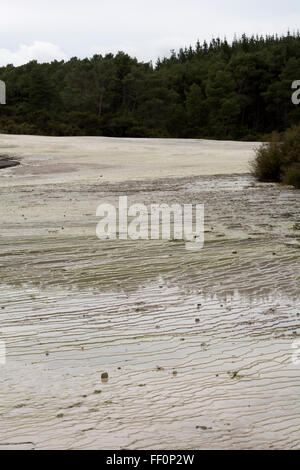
0, 0, 300, 66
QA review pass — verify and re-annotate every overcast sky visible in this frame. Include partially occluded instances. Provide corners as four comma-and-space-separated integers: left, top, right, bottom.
0, 0, 300, 66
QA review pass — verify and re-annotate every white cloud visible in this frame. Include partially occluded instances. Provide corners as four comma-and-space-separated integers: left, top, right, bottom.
0, 1, 300, 64
0, 41, 67, 67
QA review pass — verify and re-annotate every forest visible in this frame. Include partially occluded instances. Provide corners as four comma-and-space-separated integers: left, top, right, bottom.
1, 33, 300, 140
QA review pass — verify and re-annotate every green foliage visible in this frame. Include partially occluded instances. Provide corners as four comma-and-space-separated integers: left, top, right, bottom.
283, 167, 300, 188
1, 34, 300, 139
252, 124, 300, 188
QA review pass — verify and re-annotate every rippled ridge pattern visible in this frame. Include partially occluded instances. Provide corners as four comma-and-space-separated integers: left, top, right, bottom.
0, 174, 299, 449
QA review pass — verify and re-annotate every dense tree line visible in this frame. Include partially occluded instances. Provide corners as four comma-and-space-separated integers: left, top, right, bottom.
1, 33, 300, 139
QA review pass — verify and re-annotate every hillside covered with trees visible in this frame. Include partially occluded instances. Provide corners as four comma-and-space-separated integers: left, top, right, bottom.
1, 33, 300, 140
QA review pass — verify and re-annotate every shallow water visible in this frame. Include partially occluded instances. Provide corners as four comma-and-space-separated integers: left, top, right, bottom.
0, 142, 299, 449
0, 283, 299, 450
0, 156, 20, 169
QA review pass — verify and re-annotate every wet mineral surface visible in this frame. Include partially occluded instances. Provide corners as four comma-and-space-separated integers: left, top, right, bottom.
0, 135, 299, 449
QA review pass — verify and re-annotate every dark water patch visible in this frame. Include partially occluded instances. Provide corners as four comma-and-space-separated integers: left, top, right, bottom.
0, 155, 20, 169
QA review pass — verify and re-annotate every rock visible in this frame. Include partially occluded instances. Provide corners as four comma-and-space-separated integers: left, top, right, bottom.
101, 372, 109, 382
